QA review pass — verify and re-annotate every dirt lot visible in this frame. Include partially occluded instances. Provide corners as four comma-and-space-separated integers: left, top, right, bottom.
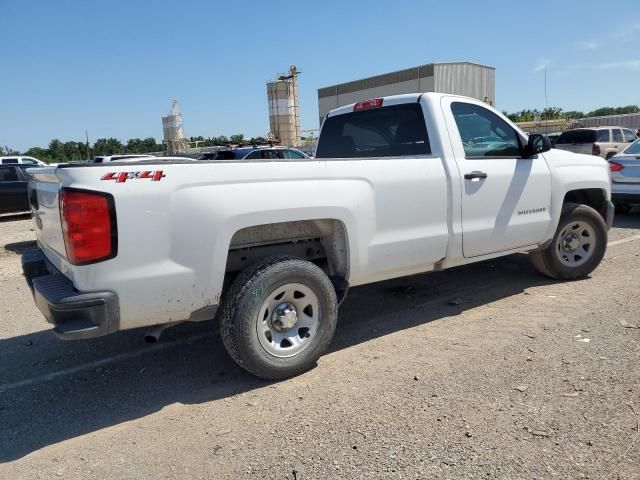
1, 212, 639, 479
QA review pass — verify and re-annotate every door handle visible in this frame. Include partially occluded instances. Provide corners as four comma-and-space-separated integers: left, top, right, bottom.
464, 171, 488, 180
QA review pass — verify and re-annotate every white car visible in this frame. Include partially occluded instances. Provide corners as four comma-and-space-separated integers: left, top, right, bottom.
92, 154, 155, 163
23, 93, 613, 379
0, 156, 47, 166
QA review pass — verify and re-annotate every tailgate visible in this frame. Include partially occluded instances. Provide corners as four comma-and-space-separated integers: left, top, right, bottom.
26, 167, 68, 266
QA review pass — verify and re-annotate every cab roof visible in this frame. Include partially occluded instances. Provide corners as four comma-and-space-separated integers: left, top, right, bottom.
326, 92, 484, 118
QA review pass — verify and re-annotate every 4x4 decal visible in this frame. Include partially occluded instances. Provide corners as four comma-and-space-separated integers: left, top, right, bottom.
101, 171, 165, 183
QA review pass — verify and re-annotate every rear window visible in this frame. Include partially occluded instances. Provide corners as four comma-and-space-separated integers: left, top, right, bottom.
316, 103, 430, 158
557, 129, 596, 144
623, 130, 638, 142
2, 158, 19, 164
624, 140, 640, 155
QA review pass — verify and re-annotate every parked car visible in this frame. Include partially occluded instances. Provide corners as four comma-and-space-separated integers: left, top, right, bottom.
0, 164, 31, 214
92, 154, 155, 163
0, 156, 47, 166
23, 92, 613, 380
546, 132, 562, 146
609, 139, 640, 213
555, 126, 638, 159
208, 146, 310, 160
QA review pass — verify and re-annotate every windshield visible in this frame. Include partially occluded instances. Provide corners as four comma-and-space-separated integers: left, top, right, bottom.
623, 140, 640, 155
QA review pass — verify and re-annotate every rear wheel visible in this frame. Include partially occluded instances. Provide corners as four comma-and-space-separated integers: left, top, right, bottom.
219, 256, 338, 379
530, 203, 607, 280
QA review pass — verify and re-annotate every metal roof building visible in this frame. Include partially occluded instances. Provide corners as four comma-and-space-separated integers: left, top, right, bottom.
576, 113, 640, 130
317, 62, 495, 124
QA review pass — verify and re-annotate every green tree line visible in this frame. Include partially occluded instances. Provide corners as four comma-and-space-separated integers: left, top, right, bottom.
19, 137, 164, 164
15, 134, 268, 164
9, 104, 639, 162
504, 105, 640, 123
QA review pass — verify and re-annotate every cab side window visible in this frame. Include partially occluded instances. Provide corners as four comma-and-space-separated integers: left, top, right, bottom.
597, 130, 610, 142
451, 102, 521, 157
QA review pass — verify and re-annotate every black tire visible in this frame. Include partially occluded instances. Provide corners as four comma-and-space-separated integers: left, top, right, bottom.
530, 203, 607, 280
218, 255, 338, 380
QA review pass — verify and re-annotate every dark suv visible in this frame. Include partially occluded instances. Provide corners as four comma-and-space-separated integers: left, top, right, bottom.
0, 164, 31, 214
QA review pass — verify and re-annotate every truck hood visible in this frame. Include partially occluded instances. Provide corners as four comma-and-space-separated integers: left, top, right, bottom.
543, 148, 611, 196
543, 148, 608, 169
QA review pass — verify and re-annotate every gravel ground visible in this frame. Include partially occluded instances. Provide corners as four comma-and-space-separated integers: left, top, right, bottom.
0, 212, 639, 479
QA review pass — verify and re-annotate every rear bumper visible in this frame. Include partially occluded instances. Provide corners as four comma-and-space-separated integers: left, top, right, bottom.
22, 249, 119, 340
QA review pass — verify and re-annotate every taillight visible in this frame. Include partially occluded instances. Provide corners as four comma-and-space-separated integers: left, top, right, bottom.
59, 189, 117, 265
592, 144, 601, 155
353, 98, 383, 111
609, 162, 624, 172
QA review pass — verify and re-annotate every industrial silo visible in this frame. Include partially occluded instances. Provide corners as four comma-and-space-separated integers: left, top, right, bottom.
162, 100, 189, 154
267, 65, 301, 147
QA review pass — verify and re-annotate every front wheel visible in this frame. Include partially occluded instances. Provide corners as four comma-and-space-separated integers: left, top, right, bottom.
530, 203, 607, 280
219, 256, 338, 380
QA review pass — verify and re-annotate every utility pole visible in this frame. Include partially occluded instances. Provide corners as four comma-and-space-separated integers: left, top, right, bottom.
85, 130, 90, 161
544, 69, 549, 133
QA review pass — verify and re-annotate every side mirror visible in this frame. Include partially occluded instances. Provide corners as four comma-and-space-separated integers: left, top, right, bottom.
523, 134, 551, 158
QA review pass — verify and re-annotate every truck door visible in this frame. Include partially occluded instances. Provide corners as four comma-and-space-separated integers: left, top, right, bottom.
441, 98, 552, 258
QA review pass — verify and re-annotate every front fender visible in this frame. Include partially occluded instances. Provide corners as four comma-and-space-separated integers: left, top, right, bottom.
542, 151, 611, 242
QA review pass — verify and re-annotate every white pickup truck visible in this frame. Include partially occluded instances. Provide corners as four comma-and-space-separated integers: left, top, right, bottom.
23, 93, 613, 379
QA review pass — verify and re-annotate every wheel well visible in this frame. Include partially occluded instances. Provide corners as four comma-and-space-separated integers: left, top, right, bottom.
226, 219, 349, 282
563, 189, 608, 221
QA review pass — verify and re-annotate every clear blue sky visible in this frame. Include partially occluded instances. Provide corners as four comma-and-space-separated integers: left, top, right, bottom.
1, 0, 639, 152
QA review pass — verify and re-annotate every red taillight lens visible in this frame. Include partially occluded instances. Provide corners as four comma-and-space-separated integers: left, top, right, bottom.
353, 98, 383, 111
592, 143, 601, 155
609, 161, 624, 172
60, 189, 116, 265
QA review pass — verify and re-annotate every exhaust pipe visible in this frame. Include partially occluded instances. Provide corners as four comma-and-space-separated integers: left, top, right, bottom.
144, 321, 182, 344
